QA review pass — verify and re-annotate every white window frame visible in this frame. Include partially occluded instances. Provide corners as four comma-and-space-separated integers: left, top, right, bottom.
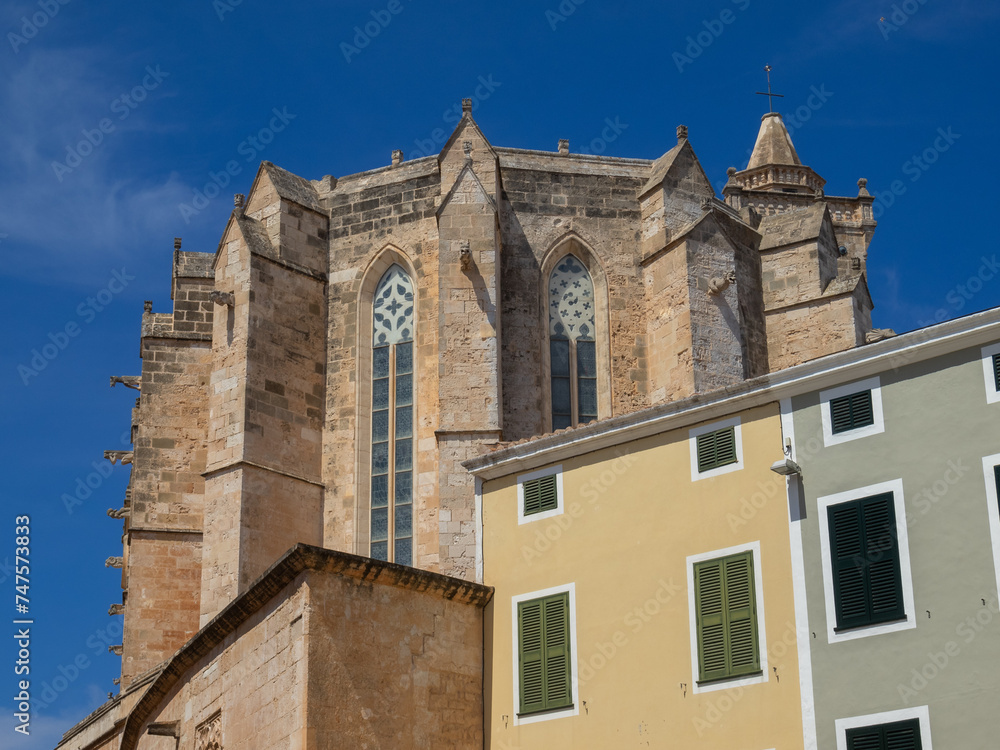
982, 453, 1000, 600
819, 375, 885, 446
511, 582, 579, 726
817, 479, 916, 643
689, 416, 744, 481
835, 705, 932, 750
517, 464, 564, 525
981, 342, 1000, 404
686, 541, 768, 694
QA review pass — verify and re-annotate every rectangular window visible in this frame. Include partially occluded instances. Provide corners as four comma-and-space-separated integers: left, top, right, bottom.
523, 474, 558, 517
830, 390, 875, 434
846, 717, 922, 750
518, 592, 572, 715
696, 427, 737, 473
694, 551, 760, 682
828, 493, 905, 631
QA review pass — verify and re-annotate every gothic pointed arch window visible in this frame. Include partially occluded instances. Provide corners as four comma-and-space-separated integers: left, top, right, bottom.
370, 264, 414, 565
548, 254, 598, 430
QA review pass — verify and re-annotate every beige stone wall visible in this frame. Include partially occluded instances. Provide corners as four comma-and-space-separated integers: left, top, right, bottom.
765, 294, 861, 370
128, 552, 489, 750
122, 531, 201, 685
138, 579, 310, 750
306, 566, 487, 749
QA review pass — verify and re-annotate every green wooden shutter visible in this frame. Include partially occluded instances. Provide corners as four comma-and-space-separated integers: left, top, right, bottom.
542, 594, 572, 709
523, 474, 558, 516
846, 718, 921, 750
518, 593, 572, 714
993, 353, 1000, 391
830, 390, 874, 433
697, 427, 737, 473
725, 554, 759, 676
518, 599, 545, 713
695, 558, 727, 680
829, 493, 904, 630
695, 552, 759, 681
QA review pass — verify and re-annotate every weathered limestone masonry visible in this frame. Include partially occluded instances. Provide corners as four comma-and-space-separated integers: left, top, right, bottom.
118, 249, 214, 686
724, 112, 877, 369
88, 104, 881, 743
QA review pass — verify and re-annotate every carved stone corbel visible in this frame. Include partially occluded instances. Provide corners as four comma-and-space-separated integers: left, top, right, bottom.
105, 557, 123, 569
108, 604, 125, 616
104, 451, 133, 466
107, 507, 130, 519
209, 290, 235, 307
108, 645, 123, 656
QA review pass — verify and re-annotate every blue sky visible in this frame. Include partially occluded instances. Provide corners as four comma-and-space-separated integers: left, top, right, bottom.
2, 0, 998, 745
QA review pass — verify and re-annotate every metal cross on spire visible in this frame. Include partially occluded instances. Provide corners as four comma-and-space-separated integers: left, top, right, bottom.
755, 65, 784, 113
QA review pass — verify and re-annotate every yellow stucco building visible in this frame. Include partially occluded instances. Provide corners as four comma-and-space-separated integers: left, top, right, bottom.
469, 398, 806, 749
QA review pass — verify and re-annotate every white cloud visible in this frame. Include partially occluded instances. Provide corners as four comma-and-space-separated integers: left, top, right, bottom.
0, 47, 193, 285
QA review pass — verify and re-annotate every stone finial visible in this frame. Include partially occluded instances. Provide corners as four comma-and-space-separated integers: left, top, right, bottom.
462, 98, 473, 114
108, 645, 123, 656
105, 556, 123, 569
104, 450, 133, 466
234, 193, 245, 208
391, 149, 403, 167
209, 290, 235, 307
676, 124, 688, 142
173, 238, 182, 250
727, 167, 737, 177
108, 603, 125, 616
144, 300, 153, 313
558, 139, 569, 155
459, 240, 472, 271
857, 177, 871, 197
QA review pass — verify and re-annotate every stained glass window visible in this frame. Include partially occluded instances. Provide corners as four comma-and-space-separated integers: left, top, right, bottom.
371, 264, 414, 565
548, 255, 597, 430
